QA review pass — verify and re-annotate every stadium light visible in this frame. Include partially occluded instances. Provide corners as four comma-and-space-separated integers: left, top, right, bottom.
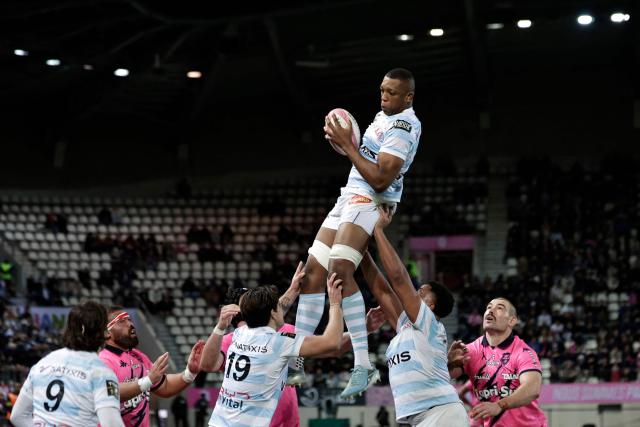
114, 68, 129, 77
14, 49, 29, 56
83, 64, 94, 71
517, 19, 532, 29
46, 59, 61, 66
577, 15, 594, 25
429, 28, 444, 37
610, 13, 630, 23
187, 70, 202, 79
486, 23, 504, 30
396, 34, 414, 41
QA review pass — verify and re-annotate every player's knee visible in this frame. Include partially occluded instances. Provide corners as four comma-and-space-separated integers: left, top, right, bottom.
329, 244, 363, 275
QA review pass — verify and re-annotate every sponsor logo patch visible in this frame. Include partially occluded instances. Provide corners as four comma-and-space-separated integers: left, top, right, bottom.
280, 332, 296, 339
392, 120, 412, 133
349, 195, 372, 205
106, 380, 119, 398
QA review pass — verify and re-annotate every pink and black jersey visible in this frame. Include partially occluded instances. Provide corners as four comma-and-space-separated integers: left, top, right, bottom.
464, 334, 547, 427
99, 345, 165, 427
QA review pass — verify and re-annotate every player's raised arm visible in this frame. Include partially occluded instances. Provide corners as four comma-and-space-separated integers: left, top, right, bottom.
372, 206, 421, 322
152, 340, 204, 398
298, 273, 344, 357
200, 304, 240, 372
360, 250, 402, 329
116, 352, 170, 401
279, 261, 305, 315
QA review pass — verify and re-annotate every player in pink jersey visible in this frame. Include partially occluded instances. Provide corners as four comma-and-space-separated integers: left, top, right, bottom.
99, 306, 205, 427
450, 298, 547, 427
200, 262, 387, 427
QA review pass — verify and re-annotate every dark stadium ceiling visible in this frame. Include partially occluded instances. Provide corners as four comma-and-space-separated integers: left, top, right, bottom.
0, 0, 636, 132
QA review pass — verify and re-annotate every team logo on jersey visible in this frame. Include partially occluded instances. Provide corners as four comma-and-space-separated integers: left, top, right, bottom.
280, 332, 296, 339
502, 373, 518, 380
106, 380, 119, 398
392, 120, 412, 133
500, 352, 511, 366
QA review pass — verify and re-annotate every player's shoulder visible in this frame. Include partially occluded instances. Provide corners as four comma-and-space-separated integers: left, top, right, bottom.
279, 331, 297, 339
131, 348, 153, 365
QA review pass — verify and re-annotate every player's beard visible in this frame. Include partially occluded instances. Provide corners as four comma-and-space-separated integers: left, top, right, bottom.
114, 329, 139, 349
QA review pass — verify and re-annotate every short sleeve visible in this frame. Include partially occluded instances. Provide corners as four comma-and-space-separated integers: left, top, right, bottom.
22, 372, 33, 396
413, 301, 435, 334
379, 120, 416, 161
517, 346, 542, 375
92, 364, 121, 410
278, 333, 305, 357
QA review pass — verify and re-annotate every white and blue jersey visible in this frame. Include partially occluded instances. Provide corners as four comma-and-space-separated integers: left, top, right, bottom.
23, 347, 120, 426
346, 107, 421, 203
209, 326, 305, 427
385, 301, 460, 423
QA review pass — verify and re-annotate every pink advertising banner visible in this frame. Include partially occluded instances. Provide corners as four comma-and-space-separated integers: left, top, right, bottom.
409, 235, 475, 252
366, 384, 640, 406
538, 383, 640, 404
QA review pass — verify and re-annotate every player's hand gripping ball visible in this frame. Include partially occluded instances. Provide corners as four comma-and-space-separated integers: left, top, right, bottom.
325, 108, 361, 155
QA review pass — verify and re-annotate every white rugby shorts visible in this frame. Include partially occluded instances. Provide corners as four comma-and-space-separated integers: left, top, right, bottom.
408, 402, 469, 427
320, 188, 397, 236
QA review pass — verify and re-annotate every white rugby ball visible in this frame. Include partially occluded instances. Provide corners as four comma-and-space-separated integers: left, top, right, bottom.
326, 108, 361, 155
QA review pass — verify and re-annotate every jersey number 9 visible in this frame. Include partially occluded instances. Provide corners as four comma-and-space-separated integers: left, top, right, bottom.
44, 380, 65, 412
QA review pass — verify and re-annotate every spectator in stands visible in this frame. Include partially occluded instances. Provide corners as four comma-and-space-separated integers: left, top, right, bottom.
219, 224, 232, 245
171, 395, 188, 427
98, 207, 113, 225
376, 406, 390, 427
195, 393, 209, 427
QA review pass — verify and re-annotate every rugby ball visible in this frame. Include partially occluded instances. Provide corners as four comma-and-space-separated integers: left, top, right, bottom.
326, 108, 361, 155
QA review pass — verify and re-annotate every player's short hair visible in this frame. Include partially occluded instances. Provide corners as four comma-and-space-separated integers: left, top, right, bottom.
494, 297, 518, 317
225, 287, 249, 327
107, 305, 124, 316
240, 286, 279, 328
425, 281, 454, 318
385, 68, 415, 92
63, 301, 108, 352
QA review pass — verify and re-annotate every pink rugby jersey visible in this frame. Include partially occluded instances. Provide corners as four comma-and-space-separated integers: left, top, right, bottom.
464, 334, 547, 427
220, 323, 300, 427
99, 345, 165, 427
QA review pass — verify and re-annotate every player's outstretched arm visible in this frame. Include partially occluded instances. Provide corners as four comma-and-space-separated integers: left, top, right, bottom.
153, 340, 205, 398
372, 206, 421, 323
279, 261, 305, 315
200, 304, 240, 372
118, 352, 170, 401
9, 378, 33, 427
325, 115, 404, 193
315, 306, 386, 357
298, 273, 344, 357
470, 371, 542, 420
361, 250, 403, 329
